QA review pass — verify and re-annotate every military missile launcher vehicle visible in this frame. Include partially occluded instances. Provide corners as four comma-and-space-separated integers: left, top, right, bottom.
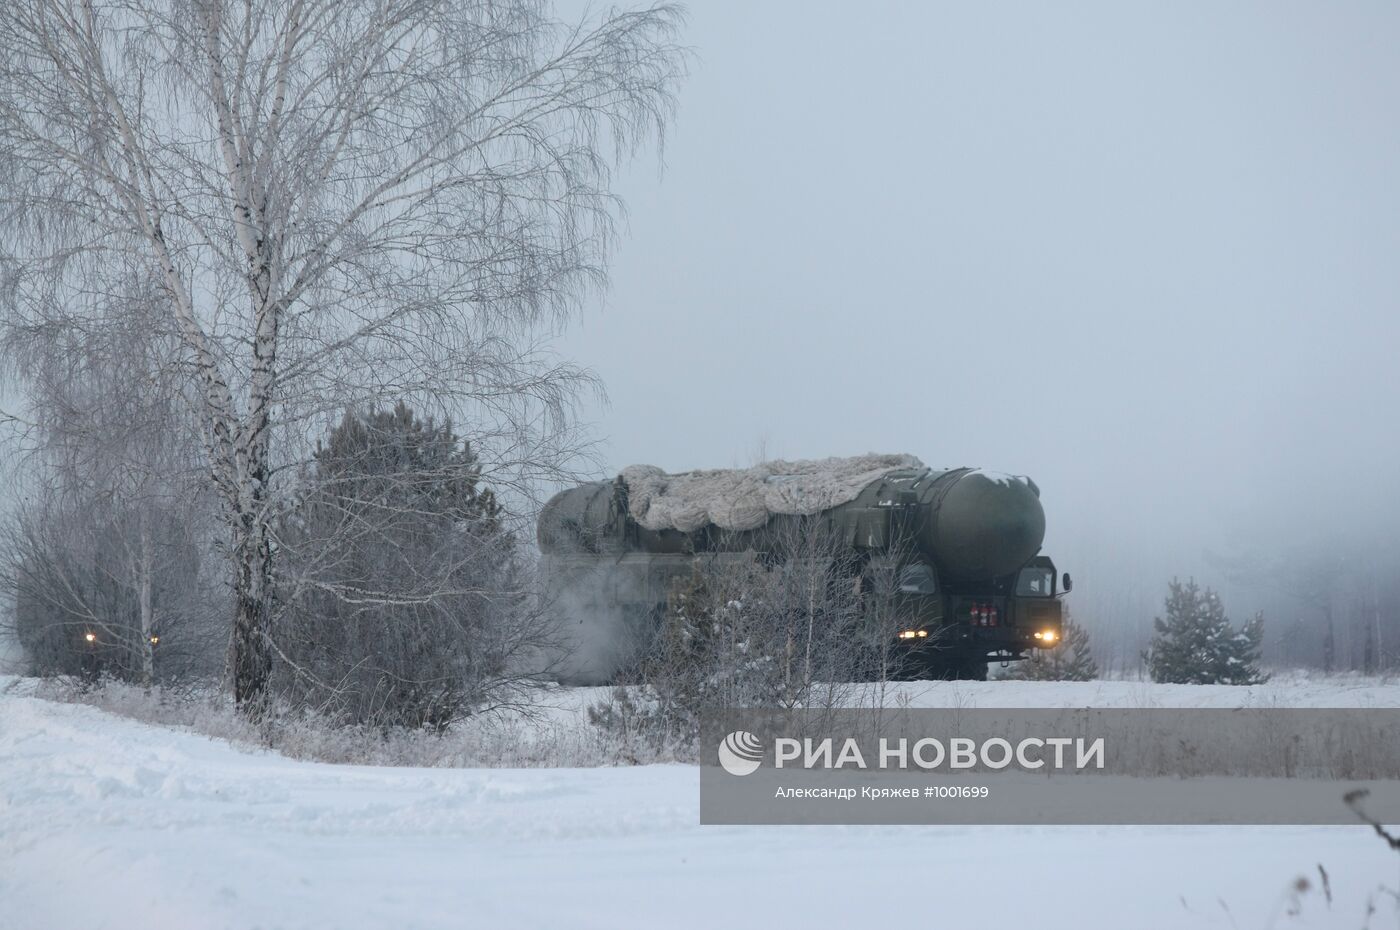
538, 455, 1069, 683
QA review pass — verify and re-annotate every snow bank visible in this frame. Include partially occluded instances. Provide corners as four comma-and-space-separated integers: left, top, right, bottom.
16, 672, 1400, 774
2, 687, 1398, 929
621, 453, 924, 532
538, 672, 1400, 722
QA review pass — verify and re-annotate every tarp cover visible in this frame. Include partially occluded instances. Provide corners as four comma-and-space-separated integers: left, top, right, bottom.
621, 454, 924, 532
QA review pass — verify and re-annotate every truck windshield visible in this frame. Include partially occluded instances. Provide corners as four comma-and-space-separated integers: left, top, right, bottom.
1016, 567, 1055, 597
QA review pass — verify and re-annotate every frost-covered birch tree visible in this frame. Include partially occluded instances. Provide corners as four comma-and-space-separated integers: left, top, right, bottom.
0, 0, 685, 713
1, 274, 219, 686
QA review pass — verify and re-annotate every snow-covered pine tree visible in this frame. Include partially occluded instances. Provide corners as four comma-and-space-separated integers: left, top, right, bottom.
274, 403, 531, 728
1146, 579, 1268, 685
1005, 613, 1100, 681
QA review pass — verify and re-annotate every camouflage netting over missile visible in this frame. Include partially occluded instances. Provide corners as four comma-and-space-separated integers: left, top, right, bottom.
619, 454, 924, 532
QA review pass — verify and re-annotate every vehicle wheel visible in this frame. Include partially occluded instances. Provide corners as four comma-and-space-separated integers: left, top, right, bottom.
956, 660, 988, 682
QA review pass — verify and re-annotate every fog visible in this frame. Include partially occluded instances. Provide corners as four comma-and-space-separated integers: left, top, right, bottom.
558, 1, 1400, 666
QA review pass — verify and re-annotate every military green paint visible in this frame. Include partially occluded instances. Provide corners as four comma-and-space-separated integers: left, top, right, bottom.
538, 465, 1067, 684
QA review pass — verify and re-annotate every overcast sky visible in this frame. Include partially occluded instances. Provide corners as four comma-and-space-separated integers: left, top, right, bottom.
557, 1, 1400, 634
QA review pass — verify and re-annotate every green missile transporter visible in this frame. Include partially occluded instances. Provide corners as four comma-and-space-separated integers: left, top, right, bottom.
538, 458, 1069, 683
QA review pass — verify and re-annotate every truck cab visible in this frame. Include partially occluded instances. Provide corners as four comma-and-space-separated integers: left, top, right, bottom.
882, 555, 1069, 680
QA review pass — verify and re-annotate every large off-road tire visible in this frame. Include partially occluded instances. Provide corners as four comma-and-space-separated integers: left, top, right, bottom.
955, 660, 989, 682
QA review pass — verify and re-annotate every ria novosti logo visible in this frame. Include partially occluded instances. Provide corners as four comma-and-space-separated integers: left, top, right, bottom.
717, 731, 764, 776
715, 729, 1106, 775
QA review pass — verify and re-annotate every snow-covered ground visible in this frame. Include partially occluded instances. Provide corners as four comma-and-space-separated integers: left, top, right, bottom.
535, 672, 1400, 724
4, 677, 1400, 930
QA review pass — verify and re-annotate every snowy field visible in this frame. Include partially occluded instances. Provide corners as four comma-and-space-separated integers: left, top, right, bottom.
546, 672, 1400, 715
4, 676, 1400, 930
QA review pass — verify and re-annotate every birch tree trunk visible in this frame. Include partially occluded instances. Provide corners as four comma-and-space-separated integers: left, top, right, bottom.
138, 516, 155, 688
227, 498, 274, 708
